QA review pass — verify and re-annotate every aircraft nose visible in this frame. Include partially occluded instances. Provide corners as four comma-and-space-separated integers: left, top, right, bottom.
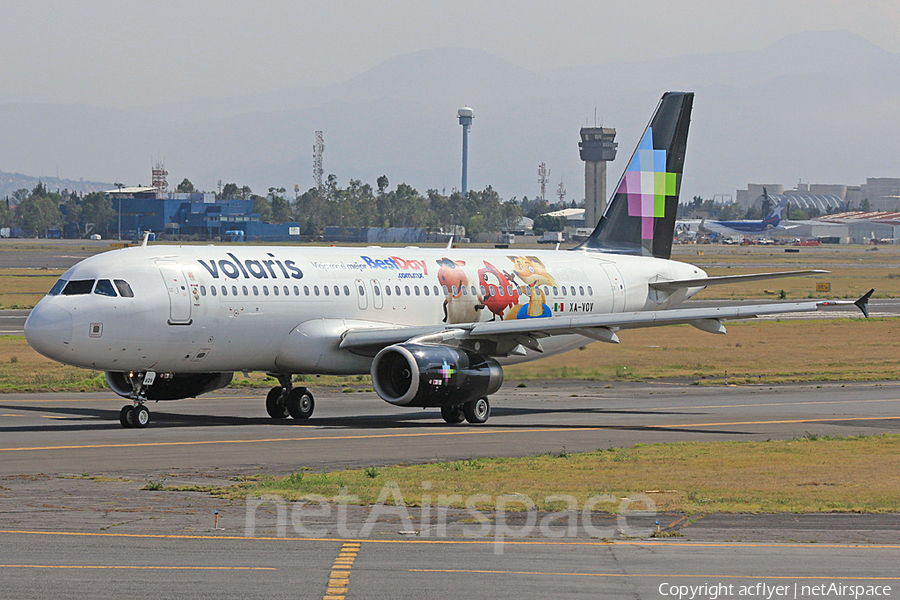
25, 303, 73, 360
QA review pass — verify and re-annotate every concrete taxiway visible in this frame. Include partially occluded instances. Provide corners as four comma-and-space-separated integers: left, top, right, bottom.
1, 381, 899, 599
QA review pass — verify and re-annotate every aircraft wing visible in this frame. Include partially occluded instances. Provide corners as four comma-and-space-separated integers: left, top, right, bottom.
340, 290, 873, 354
649, 270, 828, 292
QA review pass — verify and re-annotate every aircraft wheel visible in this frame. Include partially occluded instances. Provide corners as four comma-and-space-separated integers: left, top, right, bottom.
287, 387, 314, 419
119, 405, 134, 428
266, 386, 289, 419
132, 405, 150, 429
464, 397, 491, 424
440, 404, 465, 424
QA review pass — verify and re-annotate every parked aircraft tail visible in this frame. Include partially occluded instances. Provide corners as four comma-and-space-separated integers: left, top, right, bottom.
579, 91, 693, 259
762, 191, 789, 228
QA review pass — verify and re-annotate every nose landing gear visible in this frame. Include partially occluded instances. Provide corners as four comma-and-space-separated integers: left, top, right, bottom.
266, 375, 315, 421
119, 371, 154, 429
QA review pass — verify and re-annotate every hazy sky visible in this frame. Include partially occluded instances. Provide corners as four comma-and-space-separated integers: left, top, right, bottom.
3, 0, 899, 107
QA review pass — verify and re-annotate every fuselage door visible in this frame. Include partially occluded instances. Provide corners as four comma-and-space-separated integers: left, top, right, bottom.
601, 263, 626, 312
355, 279, 368, 310
157, 260, 193, 325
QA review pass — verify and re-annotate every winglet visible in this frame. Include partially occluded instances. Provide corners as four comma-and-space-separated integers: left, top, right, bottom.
855, 289, 874, 318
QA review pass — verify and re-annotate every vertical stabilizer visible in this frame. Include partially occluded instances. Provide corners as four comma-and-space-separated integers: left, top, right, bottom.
578, 92, 693, 259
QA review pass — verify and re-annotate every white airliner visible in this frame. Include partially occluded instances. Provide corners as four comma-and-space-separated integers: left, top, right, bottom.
24, 93, 871, 428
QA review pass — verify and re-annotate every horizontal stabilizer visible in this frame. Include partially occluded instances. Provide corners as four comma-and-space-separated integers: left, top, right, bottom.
649, 270, 829, 292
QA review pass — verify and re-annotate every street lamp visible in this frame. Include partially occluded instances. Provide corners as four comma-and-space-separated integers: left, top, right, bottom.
114, 182, 123, 241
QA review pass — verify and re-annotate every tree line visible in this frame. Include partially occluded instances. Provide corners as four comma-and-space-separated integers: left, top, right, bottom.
0, 183, 114, 237
2, 176, 577, 238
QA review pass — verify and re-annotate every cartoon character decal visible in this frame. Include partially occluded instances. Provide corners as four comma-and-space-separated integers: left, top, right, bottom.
432, 255, 563, 323
436, 258, 482, 324
476, 261, 519, 321
503, 256, 555, 319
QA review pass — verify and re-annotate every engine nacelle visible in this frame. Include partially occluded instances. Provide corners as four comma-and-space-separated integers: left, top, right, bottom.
371, 344, 503, 407
105, 372, 234, 401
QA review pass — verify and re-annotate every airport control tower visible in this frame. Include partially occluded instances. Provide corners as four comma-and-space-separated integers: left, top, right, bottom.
458, 107, 474, 196
579, 127, 617, 227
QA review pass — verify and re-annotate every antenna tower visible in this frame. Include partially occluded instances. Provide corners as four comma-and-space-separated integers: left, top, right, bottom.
313, 131, 324, 189
537, 162, 549, 202
151, 158, 168, 193
556, 176, 566, 205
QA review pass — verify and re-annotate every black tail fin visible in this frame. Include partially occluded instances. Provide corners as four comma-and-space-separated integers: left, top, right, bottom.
578, 92, 693, 259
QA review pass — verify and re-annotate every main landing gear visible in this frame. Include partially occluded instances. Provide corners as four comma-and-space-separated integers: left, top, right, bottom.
119, 372, 153, 429
441, 397, 491, 424
266, 375, 315, 421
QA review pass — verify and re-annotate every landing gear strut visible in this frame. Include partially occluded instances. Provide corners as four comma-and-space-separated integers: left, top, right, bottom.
119, 371, 154, 429
266, 375, 315, 421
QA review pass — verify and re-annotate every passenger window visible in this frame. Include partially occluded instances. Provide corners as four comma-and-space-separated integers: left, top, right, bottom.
284, 286, 290, 296
294, 286, 300, 296
253, 286, 259, 296
460, 285, 466, 296
242, 286, 248, 295
395, 286, 401, 296
304, 286, 310, 296
343, 285, 350, 296
263, 286, 269, 296
385, 286, 392, 296
334, 285, 339, 296
314, 286, 320, 296
221, 286, 228, 296
94, 279, 117, 297
442, 285, 449, 295
273, 286, 279, 296
200, 285, 206, 297
471, 286, 477, 296
49, 279, 67, 295
62, 280, 95, 295
553, 286, 558, 295
232, 285, 238, 296
357, 285, 364, 295
423, 285, 429, 296
588, 286, 594, 295
433, 286, 439, 296
211, 286, 217, 296
570, 286, 576, 296
324, 286, 329, 296
373, 285, 380, 296
414, 286, 420, 296
579, 286, 585, 296
508, 285, 514, 295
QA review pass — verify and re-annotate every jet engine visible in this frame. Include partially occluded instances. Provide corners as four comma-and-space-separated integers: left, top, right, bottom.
105, 372, 234, 401
371, 344, 503, 407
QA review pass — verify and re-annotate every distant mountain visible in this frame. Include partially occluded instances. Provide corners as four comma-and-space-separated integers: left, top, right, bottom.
0, 170, 113, 201
1, 30, 897, 201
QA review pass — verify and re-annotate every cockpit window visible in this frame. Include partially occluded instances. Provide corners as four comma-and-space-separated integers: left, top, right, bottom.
94, 279, 117, 297
61, 279, 95, 295
114, 280, 135, 298
48, 278, 67, 296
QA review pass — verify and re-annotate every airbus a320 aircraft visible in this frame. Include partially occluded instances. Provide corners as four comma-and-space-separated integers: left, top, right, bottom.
24, 92, 872, 428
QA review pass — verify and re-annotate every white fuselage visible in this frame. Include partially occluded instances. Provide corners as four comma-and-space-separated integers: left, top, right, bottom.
25, 245, 707, 376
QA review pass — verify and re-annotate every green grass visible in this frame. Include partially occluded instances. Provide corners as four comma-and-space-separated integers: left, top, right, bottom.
207, 434, 900, 514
